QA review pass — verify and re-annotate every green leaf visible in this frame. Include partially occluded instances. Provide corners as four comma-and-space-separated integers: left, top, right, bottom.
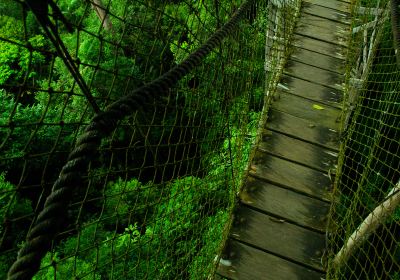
312, 104, 325, 110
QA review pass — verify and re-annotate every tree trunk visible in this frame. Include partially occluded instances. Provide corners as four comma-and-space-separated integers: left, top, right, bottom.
91, 0, 112, 31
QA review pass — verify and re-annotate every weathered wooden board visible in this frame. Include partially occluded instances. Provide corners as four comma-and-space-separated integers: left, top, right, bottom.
217, 240, 325, 280
250, 153, 332, 201
272, 92, 341, 130
259, 130, 338, 172
303, 0, 350, 13
279, 74, 342, 106
299, 9, 349, 30
231, 207, 326, 270
297, 13, 348, 47
214, 273, 229, 280
290, 47, 345, 74
267, 109, 340, 151
240, 176, 331, 231
284, 60, 343, 90
302, 2, 350, 24
292, 34, 345, 59
217, 2, 348, 279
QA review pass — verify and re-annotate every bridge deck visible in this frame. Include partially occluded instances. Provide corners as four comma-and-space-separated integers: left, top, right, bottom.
217, 0, 349, 279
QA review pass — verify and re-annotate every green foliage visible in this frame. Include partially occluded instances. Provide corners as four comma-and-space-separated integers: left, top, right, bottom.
30, 173, 234, 279
33, 222, 104, 280
361, 171, 387, 212
105, 178, 142, 217
0, 89, 74, 172
0, 173, 32, 230
33, 252, 102, 280
207, 111, 259, 179
46, 32, 140, 107
188, 210, 228, 279
103, 178, 158, 229
392, 207, 400, 222
0, 173, 32, 223
0, 0, 20, 18
0, 16, 46, 86
0, 173, 32, 279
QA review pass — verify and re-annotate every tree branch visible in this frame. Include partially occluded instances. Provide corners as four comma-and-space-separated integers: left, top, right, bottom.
333, 180, 400, 268
91, 0, 112, 31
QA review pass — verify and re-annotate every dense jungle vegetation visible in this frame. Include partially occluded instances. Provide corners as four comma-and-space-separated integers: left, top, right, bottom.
0, 0, 265, 278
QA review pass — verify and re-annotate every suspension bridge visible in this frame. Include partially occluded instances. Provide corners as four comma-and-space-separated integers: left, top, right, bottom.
218, 0, 348, 278
0, 0, 399, 279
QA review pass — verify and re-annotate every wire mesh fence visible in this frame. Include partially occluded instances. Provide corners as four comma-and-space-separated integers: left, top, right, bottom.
327, 0, 400, 279
0, 0, 268, 279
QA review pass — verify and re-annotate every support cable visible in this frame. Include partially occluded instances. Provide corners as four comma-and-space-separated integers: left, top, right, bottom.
25, 0, 101, 114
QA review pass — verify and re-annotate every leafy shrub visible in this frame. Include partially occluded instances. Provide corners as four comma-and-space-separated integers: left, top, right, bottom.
0, 16, 45, 87
0, 173, 32, 279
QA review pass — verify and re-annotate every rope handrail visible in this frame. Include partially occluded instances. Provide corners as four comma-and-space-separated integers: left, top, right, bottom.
390, 0, 400, 67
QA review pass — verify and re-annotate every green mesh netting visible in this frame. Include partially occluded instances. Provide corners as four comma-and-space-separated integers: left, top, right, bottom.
0, 0, 267, 279
327, 0, 400, 279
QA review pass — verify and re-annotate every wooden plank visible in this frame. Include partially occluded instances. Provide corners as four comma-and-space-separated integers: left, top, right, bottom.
292, 34, 345, 59
297, 14, 348, 47
250, 153, 332, 201
272, 92, 341, 130
214, 274, 229, 280
284, 60, 343, 89
231, 207, 326, 270
302, 2, 351, 24
303, 0, 350, 13
290, 46, 345, 74
241, 176, 330, 231
258, 130, 338, 172
279, 74, 342, 106
299, 8, 349, 29
218, 240, 325, 280
267, 109, 340, 151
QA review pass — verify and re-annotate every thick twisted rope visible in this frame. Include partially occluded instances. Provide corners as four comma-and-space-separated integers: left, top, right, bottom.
7, 1, 255, 279
390, 0, 400, 68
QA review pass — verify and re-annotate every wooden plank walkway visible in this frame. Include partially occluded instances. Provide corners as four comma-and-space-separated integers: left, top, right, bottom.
217, 0, 349, 279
